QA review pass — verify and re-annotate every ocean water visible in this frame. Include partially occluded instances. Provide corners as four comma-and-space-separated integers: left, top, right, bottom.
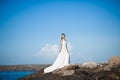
0, 71, 34, 80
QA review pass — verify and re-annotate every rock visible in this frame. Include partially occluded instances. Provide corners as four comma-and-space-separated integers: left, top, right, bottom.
78, 64, 82, 68
52, 68, 62, 74
62, 70, 75, 76
103, 65, 113, 71
52, 65, 77, 75
82, 62, 98, 68
52, 69, 75, 76
62, 64, 79, 70
109, 56, 120, 65
61, 65, 75, 70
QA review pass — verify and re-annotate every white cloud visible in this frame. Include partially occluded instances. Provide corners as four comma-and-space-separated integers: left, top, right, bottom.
34, 42, 72, 63
40, 44, 59, 56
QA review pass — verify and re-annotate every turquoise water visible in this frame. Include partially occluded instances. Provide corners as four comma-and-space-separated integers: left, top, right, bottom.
0, 71, 34, 80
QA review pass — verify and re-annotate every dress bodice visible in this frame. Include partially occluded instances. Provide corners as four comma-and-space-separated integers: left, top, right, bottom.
61, 40, 68, 53
62, 40, 66, 45
61, 40, 67, 48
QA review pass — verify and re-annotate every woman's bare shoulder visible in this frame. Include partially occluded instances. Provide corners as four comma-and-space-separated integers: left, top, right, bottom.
60, 39, 66, 42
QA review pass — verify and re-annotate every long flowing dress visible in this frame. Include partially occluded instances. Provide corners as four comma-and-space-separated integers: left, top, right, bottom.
44, 40, 69, 73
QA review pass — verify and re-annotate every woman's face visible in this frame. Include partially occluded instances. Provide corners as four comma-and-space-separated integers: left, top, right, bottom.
61, 34, 65, 39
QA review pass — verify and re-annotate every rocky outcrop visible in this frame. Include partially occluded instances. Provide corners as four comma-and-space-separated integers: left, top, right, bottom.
19, 63, 120, 80
81, 62, 98, 68
62, 70, 75, 76
103, 64, 113, 71
16, 56, 120, 80
109, 56, 120, 65
52, 65, 76, 76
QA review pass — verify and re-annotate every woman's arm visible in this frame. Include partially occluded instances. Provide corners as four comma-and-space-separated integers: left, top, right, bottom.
59, 40, 62, 52
66, 42, 69, 53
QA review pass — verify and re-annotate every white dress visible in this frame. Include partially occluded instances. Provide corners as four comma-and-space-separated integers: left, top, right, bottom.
44, 40, 69, 73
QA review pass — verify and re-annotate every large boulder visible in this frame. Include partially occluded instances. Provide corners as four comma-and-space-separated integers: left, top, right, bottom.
109, 56, 120, 65
62, 70, 75, 76
82, 62, 98, 68
103, 65, 113, 71
52, 65, 77, 76
62, 64, 79, 70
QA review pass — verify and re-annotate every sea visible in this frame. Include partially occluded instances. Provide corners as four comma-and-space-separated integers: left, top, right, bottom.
0, 71, 34, 80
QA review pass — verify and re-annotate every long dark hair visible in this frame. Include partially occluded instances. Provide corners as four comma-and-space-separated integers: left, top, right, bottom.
61, 33, 65, 39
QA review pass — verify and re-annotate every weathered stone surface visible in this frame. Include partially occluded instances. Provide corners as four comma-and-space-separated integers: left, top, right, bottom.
62, 70, 75, 76
52, 65, 77, 75
103, 65, 113, 71
82, 62, 98, 68
109, 56, 120, 65
62, 64, 79, 70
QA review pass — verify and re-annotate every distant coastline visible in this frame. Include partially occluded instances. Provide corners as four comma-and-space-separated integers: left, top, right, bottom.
0, 64, 50, 71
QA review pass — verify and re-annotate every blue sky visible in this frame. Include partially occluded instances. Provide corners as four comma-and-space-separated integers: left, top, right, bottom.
0, 0, 120, 65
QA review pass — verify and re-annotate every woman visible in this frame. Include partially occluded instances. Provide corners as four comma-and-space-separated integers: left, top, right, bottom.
44, 33, 70, 73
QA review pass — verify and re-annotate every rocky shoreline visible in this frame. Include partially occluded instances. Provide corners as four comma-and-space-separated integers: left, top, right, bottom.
18, 56, 120, 80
